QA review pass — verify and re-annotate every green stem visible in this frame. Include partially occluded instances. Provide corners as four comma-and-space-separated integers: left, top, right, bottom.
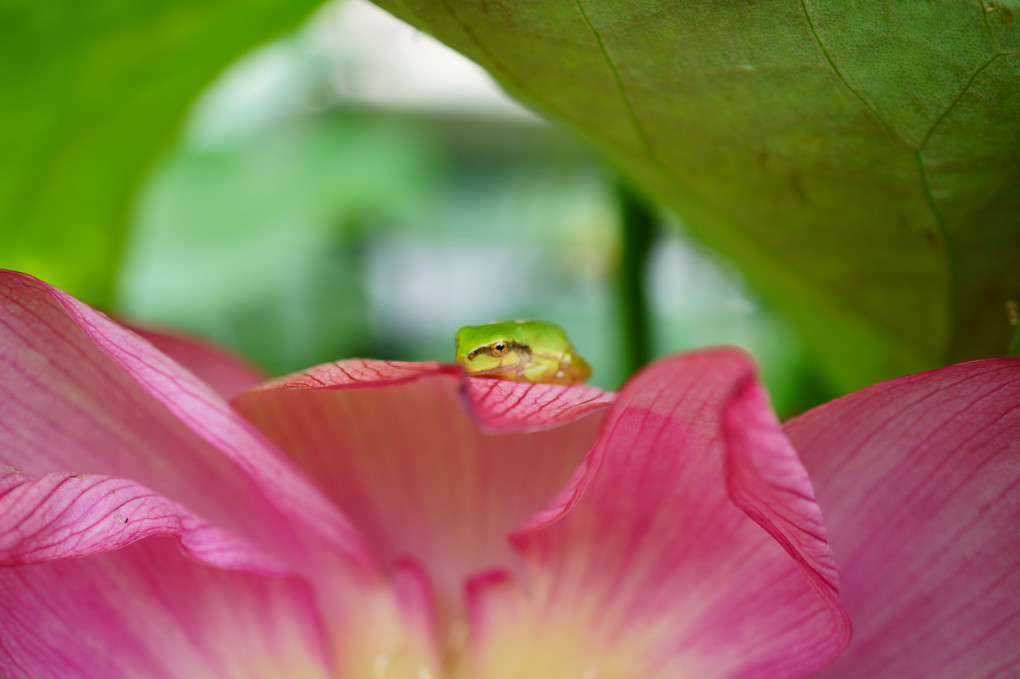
615, 180, 657, 377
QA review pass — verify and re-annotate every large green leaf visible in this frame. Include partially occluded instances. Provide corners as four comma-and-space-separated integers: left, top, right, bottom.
371, 0, 1020, 390
0, 0, 323, 305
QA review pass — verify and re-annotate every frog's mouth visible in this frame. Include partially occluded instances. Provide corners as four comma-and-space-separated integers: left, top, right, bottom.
469, 362, 526, 377
468, 349, 591, 385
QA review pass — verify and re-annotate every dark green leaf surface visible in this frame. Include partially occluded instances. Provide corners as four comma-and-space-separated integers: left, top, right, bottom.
0, 0, 322, 305
372, 0, 1020, 390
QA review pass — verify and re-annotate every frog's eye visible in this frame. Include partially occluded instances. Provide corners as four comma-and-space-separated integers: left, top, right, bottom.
489, 339, 511, 357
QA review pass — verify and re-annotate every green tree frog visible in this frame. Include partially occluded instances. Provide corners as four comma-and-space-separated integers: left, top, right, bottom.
455, 320, 592, 384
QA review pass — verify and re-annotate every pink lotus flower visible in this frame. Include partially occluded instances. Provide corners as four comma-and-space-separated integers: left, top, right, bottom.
1, 269, 1017, 678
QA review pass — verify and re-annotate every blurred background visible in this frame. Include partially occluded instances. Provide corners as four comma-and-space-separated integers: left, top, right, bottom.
7, 0, 834, 416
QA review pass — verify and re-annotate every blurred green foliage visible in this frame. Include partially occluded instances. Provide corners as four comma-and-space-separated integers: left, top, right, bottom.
118, 110, 439, 374
0, 0, 323, 305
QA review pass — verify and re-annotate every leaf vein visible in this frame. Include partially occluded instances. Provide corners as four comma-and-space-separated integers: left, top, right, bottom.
799, 0, 908, 147
573, 0, 653, 160
433, 0, 514, 85
920, 52, 1002, 149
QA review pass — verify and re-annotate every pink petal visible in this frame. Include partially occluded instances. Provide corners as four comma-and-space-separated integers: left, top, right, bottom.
786, 358, 1020, 678
248, 358, 457, 392
0, 537, 334, 679
463, 376, 615, 432
126, 323, 267, 399
0, 270, 367, 573
0, 466, 439, 677
468, 350, 850, 678
233, 359, 611, 621
0, 470, 285, 573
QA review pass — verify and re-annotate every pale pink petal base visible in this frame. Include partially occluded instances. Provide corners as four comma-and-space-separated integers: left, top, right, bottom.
0, 537, 334, 679
316, 556, 443, 679
467, 351, 850, 678
789, 359, 1020, 679
234, 360, 611, 624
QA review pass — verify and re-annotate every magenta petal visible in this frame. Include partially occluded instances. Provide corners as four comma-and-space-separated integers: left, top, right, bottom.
787, 359, 1020, 678
471, 350, 849, 677
463, 377, 615, 432
247, 358, 457, 392
234, 359, 610, 619
1, 538, 334, 679
126, 323, 267, 399
0, 270, 367, 571
246, 359, 615, 433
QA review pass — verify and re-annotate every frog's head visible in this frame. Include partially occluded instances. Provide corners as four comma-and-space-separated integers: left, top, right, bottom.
455, 321, 531, 377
